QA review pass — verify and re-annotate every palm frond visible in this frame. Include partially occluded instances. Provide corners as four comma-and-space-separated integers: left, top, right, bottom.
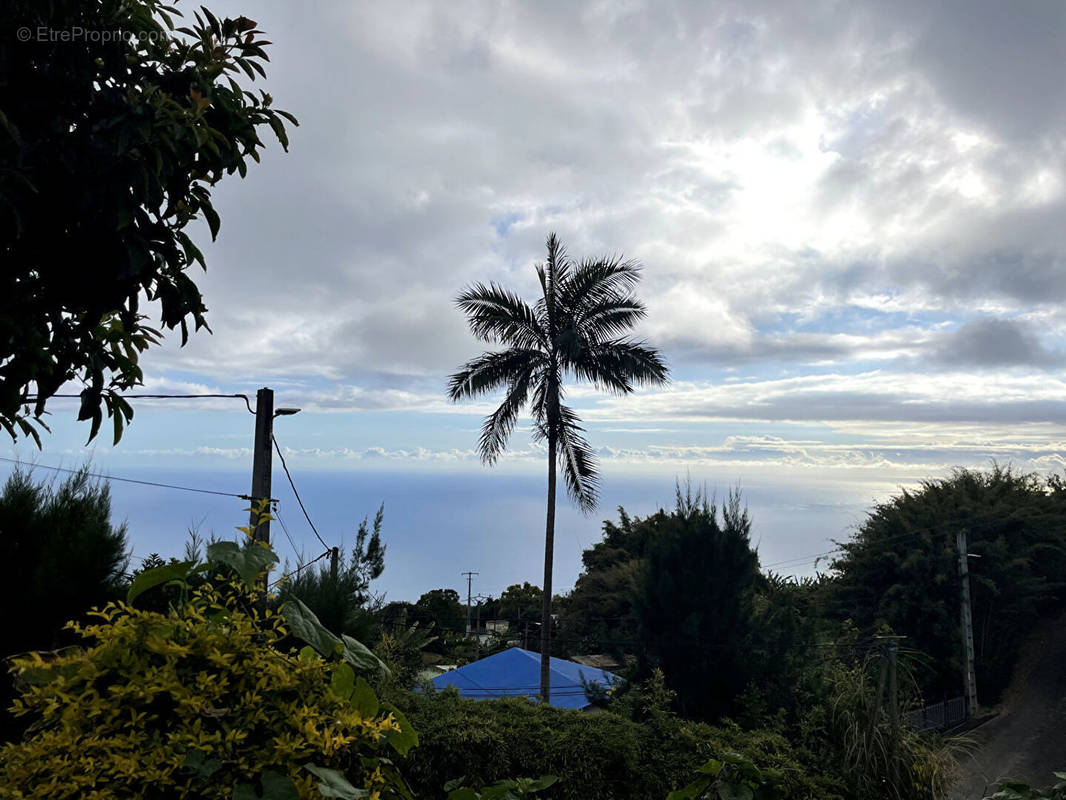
560, 255, 641, 314
544, 232, 572, 301
447, 348, 544, 401
557, 404, 599, 513
478, 367, 535, 464
576, 295, 647, 342
456, 283, 545, 349
569, 338, 669, 394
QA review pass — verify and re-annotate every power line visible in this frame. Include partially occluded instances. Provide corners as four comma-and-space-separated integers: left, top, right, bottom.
762, 548, 842, 570
271, 433, 330, 551
270, 548, 331, 587
25, 392, 256, 414
273, 505, 303, 564
0, 456, 251, 500
759, 505, 1066, 573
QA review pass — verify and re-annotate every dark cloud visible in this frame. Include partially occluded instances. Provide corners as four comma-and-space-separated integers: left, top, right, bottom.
934, 318, 1061, 367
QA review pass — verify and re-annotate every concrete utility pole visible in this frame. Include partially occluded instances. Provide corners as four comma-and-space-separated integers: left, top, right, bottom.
887, 639, 900, 783
461, 571, 478, 637
871, 634, 904, 784
249, 387, 275, 545
957, 529, 979, 714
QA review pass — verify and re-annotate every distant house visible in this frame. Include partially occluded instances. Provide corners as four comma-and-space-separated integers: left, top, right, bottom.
429, 647, 622, 710
571, 653, 621, 671
474, 619, 510, 645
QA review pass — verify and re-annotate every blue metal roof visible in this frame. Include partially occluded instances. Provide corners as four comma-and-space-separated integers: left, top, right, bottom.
430, 647, 622, 710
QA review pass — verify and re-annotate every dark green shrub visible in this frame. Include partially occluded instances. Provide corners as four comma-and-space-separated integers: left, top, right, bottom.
983, 773, 1066, 799
394, 690, 844, 800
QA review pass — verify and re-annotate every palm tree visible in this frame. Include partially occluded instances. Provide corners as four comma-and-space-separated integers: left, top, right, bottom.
448, 232, 668, 700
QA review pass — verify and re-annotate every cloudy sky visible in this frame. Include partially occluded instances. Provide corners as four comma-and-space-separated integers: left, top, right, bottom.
7, 0, 1066, 600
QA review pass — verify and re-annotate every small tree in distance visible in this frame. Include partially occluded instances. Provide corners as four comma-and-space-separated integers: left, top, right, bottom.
277, 504, 386, 641
448, 233, 668, 700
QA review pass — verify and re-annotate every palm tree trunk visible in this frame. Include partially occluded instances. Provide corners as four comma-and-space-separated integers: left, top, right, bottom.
540, 431, 556, 702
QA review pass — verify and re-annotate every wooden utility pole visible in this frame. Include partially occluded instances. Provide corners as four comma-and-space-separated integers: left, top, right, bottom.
249, 387, 274, 546
957, 530, 979, 714
461, 571, 478, 637
330, 546, 340, 581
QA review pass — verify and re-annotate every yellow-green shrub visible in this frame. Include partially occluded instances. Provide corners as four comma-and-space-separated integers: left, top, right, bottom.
0, 576, 408, 799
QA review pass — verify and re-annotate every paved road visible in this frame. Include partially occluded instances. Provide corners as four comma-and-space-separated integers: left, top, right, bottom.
950, 613, 1066, 799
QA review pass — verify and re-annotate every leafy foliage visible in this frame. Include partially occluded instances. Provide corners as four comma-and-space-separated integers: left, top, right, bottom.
983, 773, 1066, 799
445, 775, 558, 800
556, 506, 650, 659
278, 505, 386, 641
497, 582, 543, 631
0, 581, 410, 799
0, 505, 415, 799
0, 466, 129, 741
0, 0, 295, 443
416, 589, 466, 636
397, 690, 842, 800
0, 466, 129, 659
829, 466, 1066, 701
667, 752, 789, 800
634, 484, 761, 721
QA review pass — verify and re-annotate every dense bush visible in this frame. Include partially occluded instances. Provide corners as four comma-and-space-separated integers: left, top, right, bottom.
395, 690, 845, 800
0, 466, 130, 741
983, 773, 1066, 799
0, 527, 415, 799
830, 466, 1066, 702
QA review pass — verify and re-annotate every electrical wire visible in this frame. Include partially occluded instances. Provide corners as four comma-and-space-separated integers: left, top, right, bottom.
271, 433, 331, 551
759, 504, 1066, 572
0, 455, 251, 500
273, 505, 303, 565
24, 392, 256, 414
270, 548, 332, 587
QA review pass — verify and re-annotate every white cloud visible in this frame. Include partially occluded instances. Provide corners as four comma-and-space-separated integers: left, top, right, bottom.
91, 0, 1066, 485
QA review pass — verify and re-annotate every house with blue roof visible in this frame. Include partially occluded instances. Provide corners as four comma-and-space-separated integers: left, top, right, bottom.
429, 647, 623, 710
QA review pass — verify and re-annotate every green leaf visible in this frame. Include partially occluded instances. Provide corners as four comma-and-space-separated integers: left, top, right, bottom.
304, 764, 368, 799
281, 599, 343, 658
446, 790, 480, 800
522, 776, 558, 793
330, 663, 355, 701
298, 645, 318, 662
267, 115, 289, 150
127, 560, 196, 604
260, 772, 301, 800
698, 759, 724, 777
667, 776, 711, 800
341, 633, 389, 675
381, 703, 419, 757
232, 772, 301, 800
183, 750, 222, 780
351, 676, 379, 718
207, 540, 278, 588
717, 784, 754, 800
202, 202, 221, 240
